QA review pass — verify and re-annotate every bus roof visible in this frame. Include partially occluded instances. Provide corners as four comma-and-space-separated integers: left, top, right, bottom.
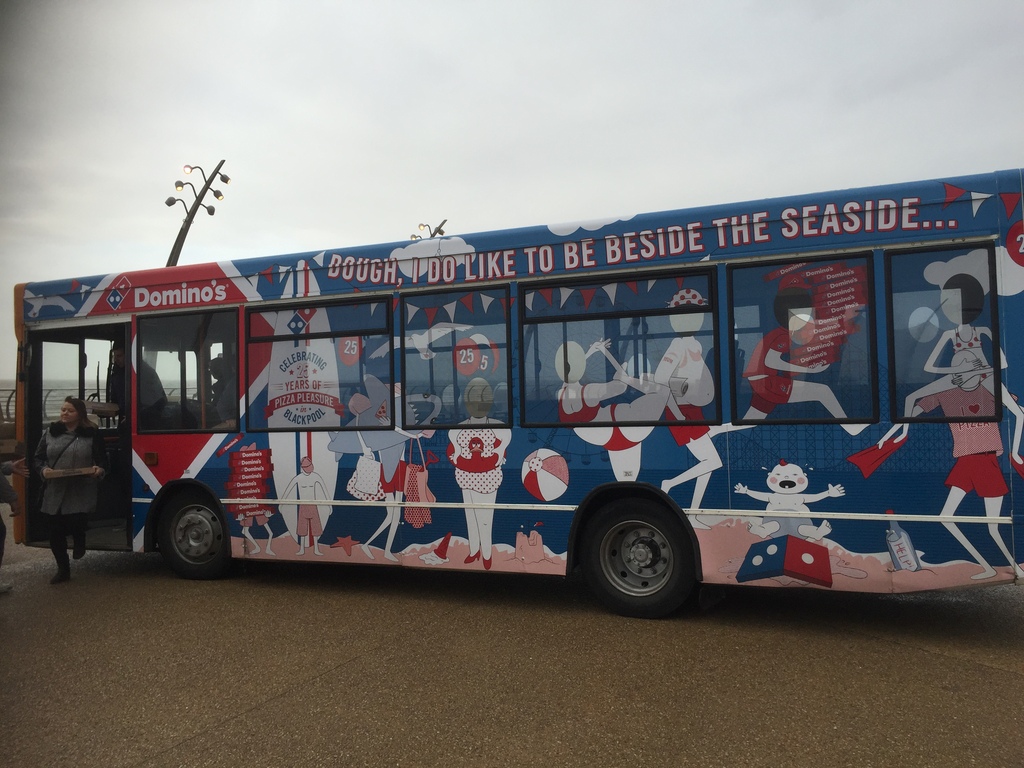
18, 167, 1022, 324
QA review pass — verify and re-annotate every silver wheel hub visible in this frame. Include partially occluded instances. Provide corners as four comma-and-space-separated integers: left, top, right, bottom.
600, 521, 674, 597
174, 507, 221, 560
626, 534, 659, 569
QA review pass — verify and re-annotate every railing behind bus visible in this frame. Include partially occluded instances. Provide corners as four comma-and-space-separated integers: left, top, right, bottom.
0, 387, 17, 459
2, 385, 198, 437
0, 388, 13, 423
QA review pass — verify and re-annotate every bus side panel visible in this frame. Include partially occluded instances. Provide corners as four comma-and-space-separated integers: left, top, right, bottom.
21, 167, 1024, 598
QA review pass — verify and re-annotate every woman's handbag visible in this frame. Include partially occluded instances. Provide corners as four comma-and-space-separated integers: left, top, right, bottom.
403, 437, 437, 528
346, 433, 384, 501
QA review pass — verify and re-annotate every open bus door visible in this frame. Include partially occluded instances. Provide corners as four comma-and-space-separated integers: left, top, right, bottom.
20, 324, 133, 552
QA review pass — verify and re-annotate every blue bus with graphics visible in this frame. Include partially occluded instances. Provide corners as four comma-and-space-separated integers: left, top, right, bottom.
13, 167, 1024, 616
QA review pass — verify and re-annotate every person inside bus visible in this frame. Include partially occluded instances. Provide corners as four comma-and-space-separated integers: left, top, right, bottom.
110, 341, 168, 422
208, 354, 236, 427
110, 340, 168, 429
0, 458, 29, 594
33, 397, 107, 584
106, 342, 133, 500
109, 340, 128, 421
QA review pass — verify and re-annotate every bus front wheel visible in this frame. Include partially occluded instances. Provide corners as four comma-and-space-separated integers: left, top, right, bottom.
158, 492, 231, 580
582, 499, 696, 619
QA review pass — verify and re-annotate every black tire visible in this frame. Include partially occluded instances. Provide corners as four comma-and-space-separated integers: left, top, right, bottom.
157, 491, 231, 580
581, 498, 696, 618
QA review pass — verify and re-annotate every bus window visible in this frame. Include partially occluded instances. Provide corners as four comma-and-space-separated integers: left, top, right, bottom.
522, 273, 718, 428
37, 340, 82, 431
137, 310, 238, 431
886, 245, 1000, 423
247, 300, 391, 431
34, 336, 122, 430
401, 288, 510, 428
730, 255, 876, 428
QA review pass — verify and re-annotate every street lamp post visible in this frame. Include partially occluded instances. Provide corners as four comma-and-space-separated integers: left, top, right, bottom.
164, 159, 231, 267
410, 219, 447, 240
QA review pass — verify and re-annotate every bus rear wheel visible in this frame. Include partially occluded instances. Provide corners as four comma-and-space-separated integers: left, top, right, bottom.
582, 499, 696, 619
158, 491, 231, 580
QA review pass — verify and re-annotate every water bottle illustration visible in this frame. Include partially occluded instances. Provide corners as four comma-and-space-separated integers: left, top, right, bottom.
885, 510, 921, 572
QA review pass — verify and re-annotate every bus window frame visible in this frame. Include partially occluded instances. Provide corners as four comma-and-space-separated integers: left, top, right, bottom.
398, 284, 513, 431
519, 268, 721, 430
884, 242, 1002, 425
727, 251, 879, 429
135, 308, 240, 434
244, 296, 394, 433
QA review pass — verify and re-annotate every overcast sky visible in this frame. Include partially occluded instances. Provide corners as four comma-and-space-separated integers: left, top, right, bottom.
2, 0, 1023, 371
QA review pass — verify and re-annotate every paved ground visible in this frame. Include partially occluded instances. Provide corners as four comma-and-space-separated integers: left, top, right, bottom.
2, 506, 1024, 767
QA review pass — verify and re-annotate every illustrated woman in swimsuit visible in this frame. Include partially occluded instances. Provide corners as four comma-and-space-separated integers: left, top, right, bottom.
555, 339, 667, 482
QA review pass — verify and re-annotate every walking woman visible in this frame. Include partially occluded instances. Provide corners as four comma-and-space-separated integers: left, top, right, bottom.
34, 397, 107, 584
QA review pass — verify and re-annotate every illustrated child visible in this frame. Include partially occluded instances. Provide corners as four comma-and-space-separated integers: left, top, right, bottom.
238, 509, 278, 556
735, 460, 843, 540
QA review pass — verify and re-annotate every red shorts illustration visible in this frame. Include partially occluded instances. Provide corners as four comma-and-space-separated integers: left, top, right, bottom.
381, 459, 407, 495
666, 404, 711, 445
747, 374, 793, 414
296, 504, 323, 536
944, 452, 1008, 498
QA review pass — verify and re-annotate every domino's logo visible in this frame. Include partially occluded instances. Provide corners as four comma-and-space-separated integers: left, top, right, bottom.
107, 276, 132, 311
287, 312, 308, 334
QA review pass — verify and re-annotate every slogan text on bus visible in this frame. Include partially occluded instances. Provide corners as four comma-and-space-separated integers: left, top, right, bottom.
326, 196, 947, 288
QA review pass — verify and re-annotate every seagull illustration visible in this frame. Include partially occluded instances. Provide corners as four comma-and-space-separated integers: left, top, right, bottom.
24, 292, 76, 318
370, 323, 470, 360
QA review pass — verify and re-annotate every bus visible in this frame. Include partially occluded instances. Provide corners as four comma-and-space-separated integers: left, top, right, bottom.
12, 167, 1024, 617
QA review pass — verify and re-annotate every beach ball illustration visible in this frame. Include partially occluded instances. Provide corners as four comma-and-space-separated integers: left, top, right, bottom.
454, 333, 501, 376
521, 449, 569, 501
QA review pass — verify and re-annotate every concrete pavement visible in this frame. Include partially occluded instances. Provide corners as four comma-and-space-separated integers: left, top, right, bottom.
2, 505, 1023, 767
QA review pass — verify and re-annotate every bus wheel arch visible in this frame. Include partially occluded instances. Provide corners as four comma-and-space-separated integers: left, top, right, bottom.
572, 485, 700, 618
154, 483, 232, 580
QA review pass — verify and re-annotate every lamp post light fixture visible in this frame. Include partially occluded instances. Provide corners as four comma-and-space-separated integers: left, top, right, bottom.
410, 219, 447, 240
164, 159, 230, 267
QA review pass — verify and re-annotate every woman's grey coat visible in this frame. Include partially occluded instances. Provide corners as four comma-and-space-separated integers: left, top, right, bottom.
33, 423, 107, 516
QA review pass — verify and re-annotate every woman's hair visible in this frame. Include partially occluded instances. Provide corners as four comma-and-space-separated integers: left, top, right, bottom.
773, 286, 814, 327
941, 273, 985, 325
63, 396, 96, 429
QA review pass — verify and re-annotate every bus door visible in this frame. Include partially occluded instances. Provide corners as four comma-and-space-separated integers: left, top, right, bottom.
24, 324, 132, 551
